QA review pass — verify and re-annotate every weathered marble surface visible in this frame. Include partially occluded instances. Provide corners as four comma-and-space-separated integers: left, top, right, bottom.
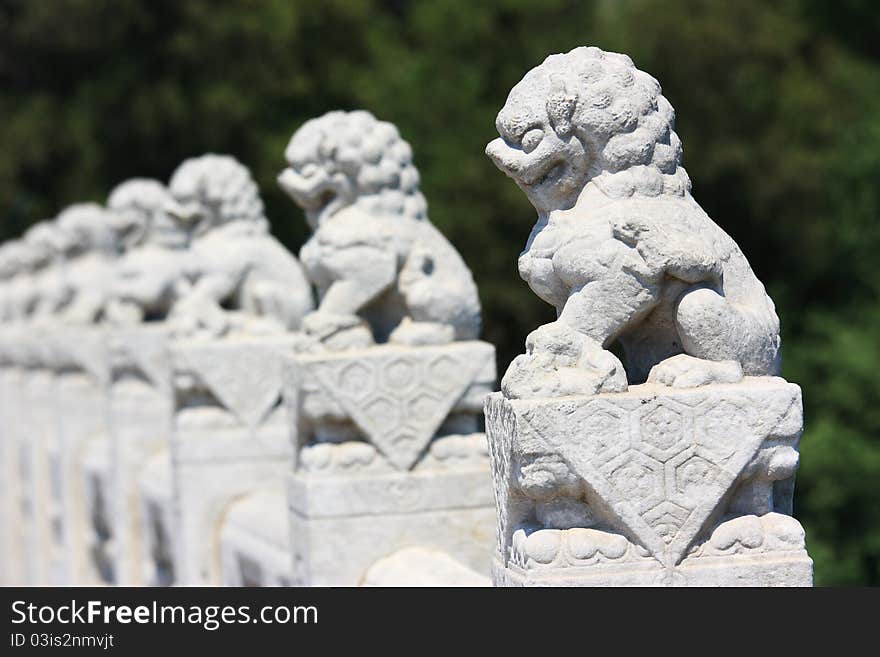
82, 433, 114, 584
138, 449, 175, 587
52, 327, 110, 585
19, 337, 60, 585
107, 325, 174, 586
484, 47, 811, 586
286, 341, 497, 586
0, 353, 26, 584
169, 336, 296, 585
485, 379, 811, 586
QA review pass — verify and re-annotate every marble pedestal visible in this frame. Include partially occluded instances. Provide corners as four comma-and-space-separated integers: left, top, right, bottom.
107, 325, 173, 585
82, 434, 114, 584
169, 336, 296, 585
138, 449, 175, 586
0, 358, 26, 585
286, 341, 497, 586
19, 337, 60, 585
220, 485, 291, 586
54, 328, 110, 585
485, 377, 813, 587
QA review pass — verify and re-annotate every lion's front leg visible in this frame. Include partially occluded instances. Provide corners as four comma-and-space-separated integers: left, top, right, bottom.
302, 245, 397, 350
502, 242, 661, 399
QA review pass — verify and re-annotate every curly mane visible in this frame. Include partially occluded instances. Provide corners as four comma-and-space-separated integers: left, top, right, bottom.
520, 46, 691, 198
285, 110, 428, 221
169, 154, 268, 230
108, 178, 168, 216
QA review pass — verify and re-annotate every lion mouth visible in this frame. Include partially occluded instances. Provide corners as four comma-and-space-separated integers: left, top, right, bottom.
278, 167, 329, 210
530, 161, 564, 187
520, 159, 565, 188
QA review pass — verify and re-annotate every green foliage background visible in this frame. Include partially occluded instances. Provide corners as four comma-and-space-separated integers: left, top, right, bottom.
1, 0, 878, 584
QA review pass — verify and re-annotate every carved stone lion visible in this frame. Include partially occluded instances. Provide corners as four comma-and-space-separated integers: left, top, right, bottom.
166, 154, 314, 337
486, 46, 781, 399
105, 178, 192, 324
278, 110, 481, 349
53, 202, 122, 324
20, 220, 70, 321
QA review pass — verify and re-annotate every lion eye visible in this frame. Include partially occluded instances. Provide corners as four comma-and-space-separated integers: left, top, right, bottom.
521, 128, 544, 154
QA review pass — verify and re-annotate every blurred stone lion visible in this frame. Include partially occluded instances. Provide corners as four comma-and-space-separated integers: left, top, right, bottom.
167, 154, 314, 337
279, 110, 481, 349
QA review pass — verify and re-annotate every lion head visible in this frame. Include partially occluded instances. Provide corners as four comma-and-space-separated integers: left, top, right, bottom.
167, 154, 267, 237
278, 110, 427, 229
108, 178, 183, 249
486, 46, 690, 214
55, 203, 118, 258
0, 241, 26, 281
23, 220, 65, 269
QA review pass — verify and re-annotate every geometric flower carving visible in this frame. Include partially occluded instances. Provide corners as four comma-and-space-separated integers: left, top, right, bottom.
644, 501, 691, 545
569, 400, 628, 467
674, 454, 720, 497
512, 384, 790, 568
638, 400, 688, 461
303, 342, 495, 471
605, 451, 664, 513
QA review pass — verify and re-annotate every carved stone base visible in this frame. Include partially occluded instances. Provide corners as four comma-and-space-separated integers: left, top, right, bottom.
286, 342, 497, 586
220, 486, 291, 587
289, 468, 495, 586
20, 366, 58, 586
82, 433, 113, 584
168, 336, 295, 585
54, 327, 109, 585
138, 449, 175, 586
0, 365, 26, 585
485, 377, 812, 587
107, 325, 173, 585
494, 549, 813, 586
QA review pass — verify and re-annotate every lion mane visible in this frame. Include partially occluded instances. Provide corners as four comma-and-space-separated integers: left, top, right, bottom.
284, 109, 428, 222
507, 45, 692, 199
169, 154, 268, 231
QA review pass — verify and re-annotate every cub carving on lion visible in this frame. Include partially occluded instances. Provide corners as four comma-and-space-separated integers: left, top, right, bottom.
486, 46, 781, 399
278, 110, 481, 350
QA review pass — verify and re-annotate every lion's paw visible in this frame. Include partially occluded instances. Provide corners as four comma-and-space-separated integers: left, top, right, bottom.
501, 349, 627, 399
647, 353, 743, 388
301, 311, 374, 351
389, 317, 454, 346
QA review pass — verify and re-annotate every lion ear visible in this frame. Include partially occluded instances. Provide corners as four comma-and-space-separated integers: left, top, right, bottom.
546, 75, 577, 138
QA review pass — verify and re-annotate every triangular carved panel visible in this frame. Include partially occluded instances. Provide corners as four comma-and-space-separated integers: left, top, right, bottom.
302, 343, 495, 470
